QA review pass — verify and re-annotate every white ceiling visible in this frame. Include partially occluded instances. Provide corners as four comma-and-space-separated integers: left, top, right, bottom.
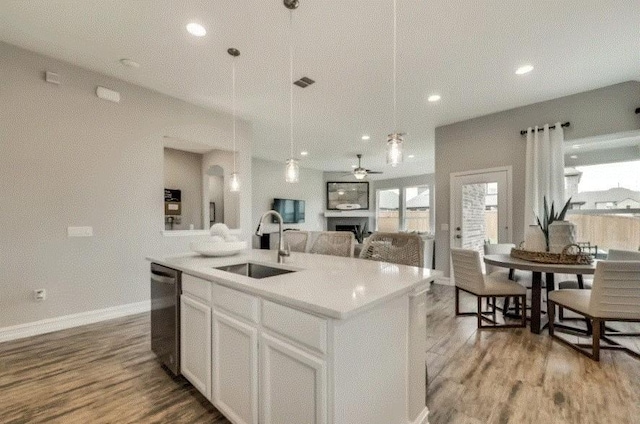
1, 0, 639, 179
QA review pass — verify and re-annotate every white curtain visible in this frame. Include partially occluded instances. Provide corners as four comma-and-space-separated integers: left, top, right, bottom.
524, 123, 565, 234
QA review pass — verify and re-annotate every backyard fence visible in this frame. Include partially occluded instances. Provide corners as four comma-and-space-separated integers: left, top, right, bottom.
567, 213, 640, 252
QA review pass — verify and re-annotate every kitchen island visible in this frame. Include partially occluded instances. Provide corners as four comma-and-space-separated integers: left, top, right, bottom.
148, 249, 440, 424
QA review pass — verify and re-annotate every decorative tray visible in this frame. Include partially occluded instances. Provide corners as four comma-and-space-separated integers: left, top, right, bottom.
510, 244, 593, 265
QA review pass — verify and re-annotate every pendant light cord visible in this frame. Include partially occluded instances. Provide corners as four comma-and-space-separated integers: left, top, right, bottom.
393, 0, 397, 132
289, 9, 294, 159
232, 55, 237, 173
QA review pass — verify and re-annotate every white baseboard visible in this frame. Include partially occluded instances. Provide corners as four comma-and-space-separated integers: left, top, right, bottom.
435, 276, 453, 286
0, 300, 150, 343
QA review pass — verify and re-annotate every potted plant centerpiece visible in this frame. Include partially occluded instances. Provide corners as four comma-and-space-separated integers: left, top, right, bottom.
535, 196, 574, 253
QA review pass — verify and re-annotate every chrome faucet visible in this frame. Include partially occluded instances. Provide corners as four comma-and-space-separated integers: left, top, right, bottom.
255, 210, 290, 264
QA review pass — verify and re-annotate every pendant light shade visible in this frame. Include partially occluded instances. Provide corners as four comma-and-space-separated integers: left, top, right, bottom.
228, 47, 241, 192
387, 133, 404, 167
285, 158, 300, 183
229, 172, 240, 192
386, 0, 404, 167
284, 0, 300, 183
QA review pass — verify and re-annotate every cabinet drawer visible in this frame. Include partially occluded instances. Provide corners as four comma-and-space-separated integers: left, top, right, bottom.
262, 300, 327, 355
182, 274, 212, 303
212, 284, 259, 324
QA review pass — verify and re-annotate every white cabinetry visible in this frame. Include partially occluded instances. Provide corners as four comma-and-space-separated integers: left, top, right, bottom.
212, 309, 259, 424
260, 332, 327, 424
178, 270, 424, 424
180, 294, 212, 399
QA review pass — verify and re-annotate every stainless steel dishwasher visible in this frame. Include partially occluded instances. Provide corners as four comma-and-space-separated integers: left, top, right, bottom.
150, 263, 181, 376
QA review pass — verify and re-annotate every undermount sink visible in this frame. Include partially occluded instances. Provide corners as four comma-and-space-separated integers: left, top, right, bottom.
215, 262, 296, 279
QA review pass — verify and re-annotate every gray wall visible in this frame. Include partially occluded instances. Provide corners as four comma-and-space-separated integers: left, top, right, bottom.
251, 158, 325, 243
435, 81, 640, 276
164, 148, 203, 230
0, 42, 252, 328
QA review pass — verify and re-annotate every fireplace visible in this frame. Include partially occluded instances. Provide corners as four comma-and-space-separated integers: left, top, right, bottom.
335, 224, 360, 237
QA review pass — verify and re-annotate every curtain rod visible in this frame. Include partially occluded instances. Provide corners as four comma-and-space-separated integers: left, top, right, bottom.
520, 121, 570, 136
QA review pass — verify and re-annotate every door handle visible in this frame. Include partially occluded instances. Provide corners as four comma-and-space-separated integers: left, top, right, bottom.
151, 274, 176, 285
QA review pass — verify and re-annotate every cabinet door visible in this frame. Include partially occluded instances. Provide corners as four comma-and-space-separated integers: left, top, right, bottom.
180, 295, 212, 399
212, 310, 258, 424
260, 333, 327, 424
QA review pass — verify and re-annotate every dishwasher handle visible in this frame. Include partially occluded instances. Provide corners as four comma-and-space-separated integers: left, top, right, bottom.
151, 273, 177, 285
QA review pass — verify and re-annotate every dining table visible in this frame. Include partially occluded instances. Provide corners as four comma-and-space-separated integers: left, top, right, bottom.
483, 254, 597, 334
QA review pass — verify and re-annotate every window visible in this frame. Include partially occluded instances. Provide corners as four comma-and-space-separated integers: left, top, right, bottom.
404, 186, 430, 233
376, 188, 400, 231
564, 158, 640, 252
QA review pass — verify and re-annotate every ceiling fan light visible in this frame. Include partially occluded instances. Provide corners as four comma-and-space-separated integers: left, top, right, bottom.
386, 133, 404, 167
353, 169, 367, 180
285, 158, 299, 183
229, 172, 240, 192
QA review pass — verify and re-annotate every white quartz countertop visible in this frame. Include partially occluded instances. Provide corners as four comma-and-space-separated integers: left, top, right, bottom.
147, 249, 441, 320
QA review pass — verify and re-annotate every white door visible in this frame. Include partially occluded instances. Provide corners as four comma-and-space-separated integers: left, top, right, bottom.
450, 167, 512, 252
180, 295, 212, 399
260, 333, 327, 424
212, 310, 259, 424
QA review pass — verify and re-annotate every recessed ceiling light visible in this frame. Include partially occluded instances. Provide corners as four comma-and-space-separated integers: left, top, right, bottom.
361, 135, 370, 141
570, 155, 578, 159
300, 151, 308, 156
119, 58, 140, 68
427, 94, 441, 102
408, 154, 415, 158
351, 164, 357, 168
186, 22, 207, 37
515, 65, 534, 75
572, 144, 581, 149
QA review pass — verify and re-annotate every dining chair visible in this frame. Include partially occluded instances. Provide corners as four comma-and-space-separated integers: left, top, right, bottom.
309, 231, 355, 257
558, 249, 640, 291
548, 260, 640, 361
359, 232, 423, 267
557, 249, 640, 320
451, 248, 527, 329
283, 230, 309, 253
483, 243, 536, 318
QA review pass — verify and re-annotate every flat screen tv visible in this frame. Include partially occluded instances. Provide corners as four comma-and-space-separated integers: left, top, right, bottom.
272, 198, 305, 224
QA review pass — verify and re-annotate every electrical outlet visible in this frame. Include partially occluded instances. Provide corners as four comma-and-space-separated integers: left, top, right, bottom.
34, 289, 47, 301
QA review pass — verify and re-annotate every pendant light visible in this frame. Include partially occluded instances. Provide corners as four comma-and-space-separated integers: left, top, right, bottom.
387, 0, 404, 167
228, 47, 241, 192
284, 0, 300, 183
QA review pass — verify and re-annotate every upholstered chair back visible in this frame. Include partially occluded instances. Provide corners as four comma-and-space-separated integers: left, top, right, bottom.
283, 231, 309, 253
589, 260, 640, 319
451, 248, 486, 292
483, 243, 515, 275
607, 249, 640, 261
359, 232, 423, 267
309, 231, 355, 257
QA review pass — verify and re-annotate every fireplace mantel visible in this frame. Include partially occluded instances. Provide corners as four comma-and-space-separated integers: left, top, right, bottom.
323, 211, 374, 218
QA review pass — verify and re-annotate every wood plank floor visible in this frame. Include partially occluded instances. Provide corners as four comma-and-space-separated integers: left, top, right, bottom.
1, 285, 639, 423
426, 285, 640, 424
0, 316, 229, 424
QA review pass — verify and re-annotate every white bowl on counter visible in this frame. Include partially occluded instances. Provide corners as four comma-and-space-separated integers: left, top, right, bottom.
190, 241, 247, 257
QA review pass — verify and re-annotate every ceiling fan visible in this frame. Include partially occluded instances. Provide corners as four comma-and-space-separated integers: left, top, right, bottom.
342, 154, 383, 180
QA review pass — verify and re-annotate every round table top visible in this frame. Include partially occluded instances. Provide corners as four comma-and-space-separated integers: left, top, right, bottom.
483, 254, 597, 275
